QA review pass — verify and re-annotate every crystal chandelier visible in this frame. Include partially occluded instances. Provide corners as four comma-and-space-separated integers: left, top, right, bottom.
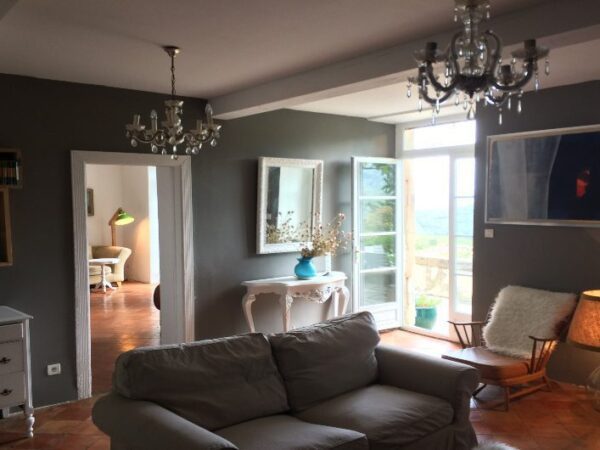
407, 0, 550, 124
125, 46, 221, 158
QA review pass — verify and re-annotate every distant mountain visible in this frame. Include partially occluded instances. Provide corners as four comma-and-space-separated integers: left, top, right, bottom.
415, 206, 473, 236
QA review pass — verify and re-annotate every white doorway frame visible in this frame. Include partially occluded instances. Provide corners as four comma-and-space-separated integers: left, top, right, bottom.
71, 150, 195, 399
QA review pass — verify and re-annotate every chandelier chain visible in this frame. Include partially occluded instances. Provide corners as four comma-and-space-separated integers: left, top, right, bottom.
170, 53, 176, 99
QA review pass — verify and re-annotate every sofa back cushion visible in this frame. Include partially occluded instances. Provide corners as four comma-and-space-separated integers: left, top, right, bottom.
113, 333, 289, 430
269, 311, 380, 412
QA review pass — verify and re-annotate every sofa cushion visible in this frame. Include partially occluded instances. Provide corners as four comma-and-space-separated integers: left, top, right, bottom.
215, 415, 368, 450
269, 311, 380, 412
295, 385, 454, 450
113, 334, 289, 430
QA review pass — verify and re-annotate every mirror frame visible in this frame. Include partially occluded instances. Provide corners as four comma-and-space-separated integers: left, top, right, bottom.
257, 157, 323, 254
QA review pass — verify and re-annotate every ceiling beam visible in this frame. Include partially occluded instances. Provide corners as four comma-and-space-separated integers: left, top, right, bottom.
211, 0, 600, 120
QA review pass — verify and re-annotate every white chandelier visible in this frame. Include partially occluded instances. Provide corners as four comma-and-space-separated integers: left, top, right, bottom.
407, 0, 550, 124
125, 46, 221, 158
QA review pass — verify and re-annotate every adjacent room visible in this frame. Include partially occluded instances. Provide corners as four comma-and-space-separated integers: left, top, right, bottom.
85, 163, 160, 394
0, 1, 598, 450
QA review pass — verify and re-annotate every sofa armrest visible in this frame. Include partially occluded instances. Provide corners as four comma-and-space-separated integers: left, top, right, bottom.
375, 344, 478, 422
92, 393, 238, 450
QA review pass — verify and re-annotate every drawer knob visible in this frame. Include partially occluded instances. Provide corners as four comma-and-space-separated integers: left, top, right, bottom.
0, 357, 11, 364
0, 389, 12, 396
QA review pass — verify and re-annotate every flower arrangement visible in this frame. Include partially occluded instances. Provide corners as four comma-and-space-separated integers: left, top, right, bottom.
299, 213, 351, 258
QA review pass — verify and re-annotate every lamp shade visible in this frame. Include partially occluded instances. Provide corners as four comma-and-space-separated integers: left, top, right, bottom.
114, 210, 134, 226
567, 290, 600, 352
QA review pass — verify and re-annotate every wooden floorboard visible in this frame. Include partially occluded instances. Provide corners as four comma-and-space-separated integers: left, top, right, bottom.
0, 285, 597, 449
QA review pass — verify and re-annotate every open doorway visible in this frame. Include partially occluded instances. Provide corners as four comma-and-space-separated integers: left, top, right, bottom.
85, 164, 160, 394
71, 151, 195, 399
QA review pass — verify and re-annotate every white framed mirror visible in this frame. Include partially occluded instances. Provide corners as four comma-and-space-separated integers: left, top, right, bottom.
257, 157, 323, 254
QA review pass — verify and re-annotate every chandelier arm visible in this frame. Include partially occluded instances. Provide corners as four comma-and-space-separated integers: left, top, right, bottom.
485, 91, 508, 107
130, 132, 161, 146
484, 30, 502, 74
492, 60, 534, 92
418, 86, 454, 106
425, 62, 458, 93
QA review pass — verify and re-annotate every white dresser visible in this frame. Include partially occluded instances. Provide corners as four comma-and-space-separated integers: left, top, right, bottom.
0, 307, 33, 437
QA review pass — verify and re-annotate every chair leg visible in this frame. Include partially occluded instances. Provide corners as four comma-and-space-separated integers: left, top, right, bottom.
543, 376, 552, 391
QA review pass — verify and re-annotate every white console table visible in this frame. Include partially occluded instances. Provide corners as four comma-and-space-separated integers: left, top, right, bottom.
242, 271, 349, 332
0, 306, 34, 438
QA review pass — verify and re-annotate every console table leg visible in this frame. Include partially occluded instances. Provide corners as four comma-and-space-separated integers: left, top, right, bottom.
331, 290, 340, 319
242, 294, 257, 332
279, 295, 293, 332
339, 286, 350, 315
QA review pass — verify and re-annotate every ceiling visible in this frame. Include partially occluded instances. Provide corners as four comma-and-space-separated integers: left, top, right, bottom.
291, 38, 600, 124
0, 0, 550, 98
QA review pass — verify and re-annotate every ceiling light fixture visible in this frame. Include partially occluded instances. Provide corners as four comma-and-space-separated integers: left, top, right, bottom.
125, 46, 221, 158
407, 0, 550, 125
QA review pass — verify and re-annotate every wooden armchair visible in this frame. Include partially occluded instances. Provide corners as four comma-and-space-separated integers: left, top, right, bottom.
442, 286, 577, 410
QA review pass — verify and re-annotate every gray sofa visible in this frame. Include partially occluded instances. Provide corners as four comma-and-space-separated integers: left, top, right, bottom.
93, 312, 479, 450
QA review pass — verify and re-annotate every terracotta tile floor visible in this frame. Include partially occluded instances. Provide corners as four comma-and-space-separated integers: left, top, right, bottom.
90, 282, 159, 394
0, 304, 598, 449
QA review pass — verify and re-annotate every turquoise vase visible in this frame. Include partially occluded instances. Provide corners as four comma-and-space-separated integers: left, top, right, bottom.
294, 257, 317, 279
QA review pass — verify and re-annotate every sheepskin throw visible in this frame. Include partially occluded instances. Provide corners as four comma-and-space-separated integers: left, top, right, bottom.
482, 286, 576, 359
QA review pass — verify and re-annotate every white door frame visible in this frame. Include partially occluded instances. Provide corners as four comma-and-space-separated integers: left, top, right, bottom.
71, 150, 195, 399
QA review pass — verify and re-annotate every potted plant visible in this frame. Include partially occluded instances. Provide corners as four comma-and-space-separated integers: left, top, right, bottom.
414, 294, 441, 330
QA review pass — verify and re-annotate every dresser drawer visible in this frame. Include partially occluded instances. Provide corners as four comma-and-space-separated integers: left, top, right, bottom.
0, 323, 23, 343
0, 372, 25, 408
0, 342, 23, 375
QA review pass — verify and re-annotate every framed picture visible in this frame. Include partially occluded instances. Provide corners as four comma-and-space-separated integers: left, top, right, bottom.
486, 124, 600, 226
86, 188, 95, 217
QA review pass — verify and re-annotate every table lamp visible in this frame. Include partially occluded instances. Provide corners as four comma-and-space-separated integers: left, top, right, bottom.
108, 207, 135, 246
567, 290, 600, 411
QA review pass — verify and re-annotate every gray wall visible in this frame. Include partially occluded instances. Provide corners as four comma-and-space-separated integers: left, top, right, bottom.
473, 80, 600, 384
191, 109, 395, 338
0, 74, 206, 406
0, 74, 394, 407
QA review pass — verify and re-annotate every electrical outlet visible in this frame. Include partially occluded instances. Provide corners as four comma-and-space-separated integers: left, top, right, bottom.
47, 363, 61, 376
484, 228, 495, 239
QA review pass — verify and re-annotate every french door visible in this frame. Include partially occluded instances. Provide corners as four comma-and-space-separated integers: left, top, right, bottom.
352, 154, 474, 336
351, 157, 402, 330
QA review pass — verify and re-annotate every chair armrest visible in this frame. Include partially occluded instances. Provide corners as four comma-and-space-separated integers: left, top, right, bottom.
527, 336, 559, 373
92, 393, 238, 450
448, 321, 485, 348
375, 344, 479, 423
448, 321, 485, 326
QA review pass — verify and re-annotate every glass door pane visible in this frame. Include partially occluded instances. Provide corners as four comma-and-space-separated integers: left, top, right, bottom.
451, 158, 475, 320
403, 156, 450, 335
352, 158, 401, 329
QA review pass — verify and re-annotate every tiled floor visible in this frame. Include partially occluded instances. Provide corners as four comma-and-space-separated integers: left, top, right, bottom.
0, 310, 597, 449
90, 281, 159, 393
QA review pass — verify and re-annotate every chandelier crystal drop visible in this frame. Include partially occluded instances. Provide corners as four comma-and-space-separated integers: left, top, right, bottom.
125, 46, 221, 158
407, 0, 549, 124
